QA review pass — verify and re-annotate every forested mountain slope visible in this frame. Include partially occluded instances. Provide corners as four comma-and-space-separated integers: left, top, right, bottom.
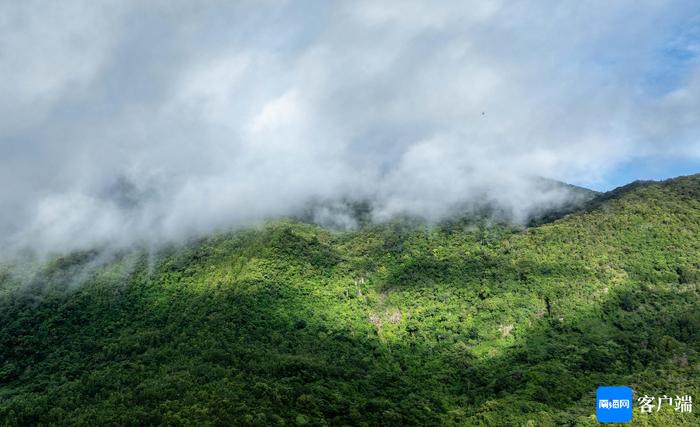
1, 175, 700, 426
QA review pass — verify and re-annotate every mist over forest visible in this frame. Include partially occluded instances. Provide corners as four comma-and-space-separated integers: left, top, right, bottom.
2, 1, 700, 426
2, 1, 699, 257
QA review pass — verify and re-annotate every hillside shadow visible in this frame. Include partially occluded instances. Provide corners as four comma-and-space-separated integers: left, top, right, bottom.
1, 231, 699, 426
456, 282, 700, 425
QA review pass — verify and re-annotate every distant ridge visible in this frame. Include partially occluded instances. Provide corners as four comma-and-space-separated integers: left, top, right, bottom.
530, 173, 700, 226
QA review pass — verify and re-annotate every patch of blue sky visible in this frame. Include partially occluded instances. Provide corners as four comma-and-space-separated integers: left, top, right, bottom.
642, 13, 699, 96
580, 155, 700, 192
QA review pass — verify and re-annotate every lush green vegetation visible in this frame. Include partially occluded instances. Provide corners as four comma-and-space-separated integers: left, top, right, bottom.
2, 175, 700, 426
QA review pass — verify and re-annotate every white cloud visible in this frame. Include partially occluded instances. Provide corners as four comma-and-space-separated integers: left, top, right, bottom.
249, 89, 305, 133
0, 0, 126, 132
174, 54, 251, 123
1, 0, 699, 257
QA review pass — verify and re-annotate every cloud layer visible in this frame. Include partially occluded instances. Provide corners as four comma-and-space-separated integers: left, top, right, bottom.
1, 0, 699, 256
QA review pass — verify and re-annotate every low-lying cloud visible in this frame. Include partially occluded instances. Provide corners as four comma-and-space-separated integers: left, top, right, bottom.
1, 0, 699, 257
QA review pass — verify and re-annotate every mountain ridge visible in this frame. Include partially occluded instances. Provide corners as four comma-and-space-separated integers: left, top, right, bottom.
1, 174, 699, 425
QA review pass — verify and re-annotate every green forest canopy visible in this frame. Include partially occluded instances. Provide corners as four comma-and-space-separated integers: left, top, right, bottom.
1, 175, 700, 426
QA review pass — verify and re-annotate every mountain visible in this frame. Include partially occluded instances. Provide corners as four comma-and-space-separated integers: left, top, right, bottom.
1, 175, 700, 426
525, 177, 600, 226
296, 177, 600, 231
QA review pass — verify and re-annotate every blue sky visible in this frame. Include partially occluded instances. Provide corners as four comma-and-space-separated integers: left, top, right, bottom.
592, 13, 699, 191
588, 157, 700, 192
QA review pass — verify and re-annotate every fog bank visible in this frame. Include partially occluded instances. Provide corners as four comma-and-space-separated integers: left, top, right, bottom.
1, 1, 699, 257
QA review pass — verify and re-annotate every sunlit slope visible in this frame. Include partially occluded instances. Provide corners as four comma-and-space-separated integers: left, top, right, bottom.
1, 175, 700, 426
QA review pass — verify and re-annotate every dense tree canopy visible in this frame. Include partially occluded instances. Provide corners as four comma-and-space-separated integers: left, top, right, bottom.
2, 175, 700, 425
